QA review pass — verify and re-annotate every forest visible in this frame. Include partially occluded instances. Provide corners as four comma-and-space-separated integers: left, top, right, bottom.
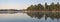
27, 2, 60, 11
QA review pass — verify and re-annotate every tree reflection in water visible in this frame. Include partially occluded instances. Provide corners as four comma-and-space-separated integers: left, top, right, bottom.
27, 12, 44, 19
26, 12, 60, 20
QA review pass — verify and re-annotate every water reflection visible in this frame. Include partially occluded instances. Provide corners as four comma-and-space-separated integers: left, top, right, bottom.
27, 12, 44, 19
0, 12, 60, 22
26, 12, 60, 20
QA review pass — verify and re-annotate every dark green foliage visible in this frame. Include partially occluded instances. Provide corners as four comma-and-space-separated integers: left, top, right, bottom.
27, 2, 60, 11
27, 4, 44, 11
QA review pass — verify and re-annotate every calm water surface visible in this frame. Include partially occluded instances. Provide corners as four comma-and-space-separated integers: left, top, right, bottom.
0, 12, 60, 22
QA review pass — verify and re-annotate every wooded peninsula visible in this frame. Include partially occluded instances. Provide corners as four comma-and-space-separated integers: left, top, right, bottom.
26, 2, 60, 11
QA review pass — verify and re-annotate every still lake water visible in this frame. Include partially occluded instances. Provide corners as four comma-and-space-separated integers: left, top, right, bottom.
0, 12, 60, 22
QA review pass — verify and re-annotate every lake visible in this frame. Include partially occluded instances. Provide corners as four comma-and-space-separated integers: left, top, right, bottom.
0, 12, 60, 22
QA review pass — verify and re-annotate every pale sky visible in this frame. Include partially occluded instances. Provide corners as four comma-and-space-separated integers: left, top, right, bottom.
0, 0, 60, 9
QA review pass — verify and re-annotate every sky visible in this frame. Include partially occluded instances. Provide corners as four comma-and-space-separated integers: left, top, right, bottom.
0, 0, 60, 9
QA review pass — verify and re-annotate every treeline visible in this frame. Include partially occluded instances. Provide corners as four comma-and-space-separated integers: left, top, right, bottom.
27, 2, 60, 11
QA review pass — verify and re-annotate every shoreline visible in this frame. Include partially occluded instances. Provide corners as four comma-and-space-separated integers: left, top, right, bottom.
23, 11, 60, 12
